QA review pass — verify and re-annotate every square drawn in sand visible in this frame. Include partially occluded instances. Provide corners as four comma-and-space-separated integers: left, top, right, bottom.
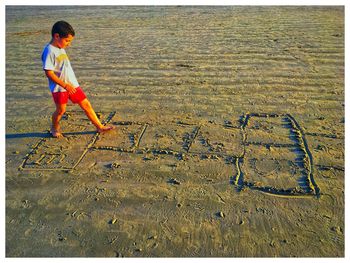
190, 124, 244, 156
20, 129, 97, 171
59, 111, 92, 132
242, 144, 306, 190
19, 111, 114, 171
245, 116, 293, 146
138, 124, 198, 153
94, 122, 145, 150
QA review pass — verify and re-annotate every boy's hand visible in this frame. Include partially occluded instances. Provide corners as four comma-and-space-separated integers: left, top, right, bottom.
65, 83, 77, 95
44, 70, 77, 94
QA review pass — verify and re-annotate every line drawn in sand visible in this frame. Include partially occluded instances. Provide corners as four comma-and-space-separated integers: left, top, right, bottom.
18, 111, 321, 198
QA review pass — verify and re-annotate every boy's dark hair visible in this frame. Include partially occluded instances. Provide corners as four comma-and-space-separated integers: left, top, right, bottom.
51, 21, 75, 38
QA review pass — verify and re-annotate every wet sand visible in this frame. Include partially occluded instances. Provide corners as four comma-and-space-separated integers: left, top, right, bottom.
5, 6, 344, 257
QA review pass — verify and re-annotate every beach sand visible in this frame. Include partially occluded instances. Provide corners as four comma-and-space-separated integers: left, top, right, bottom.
5, 6, 344, 257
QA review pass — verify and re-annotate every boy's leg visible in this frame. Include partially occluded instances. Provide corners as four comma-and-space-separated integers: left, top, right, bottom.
78, 98, 114, 132
51, 103, 66, 138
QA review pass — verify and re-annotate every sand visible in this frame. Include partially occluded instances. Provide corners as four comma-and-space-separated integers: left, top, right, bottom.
5, 6, 344, 257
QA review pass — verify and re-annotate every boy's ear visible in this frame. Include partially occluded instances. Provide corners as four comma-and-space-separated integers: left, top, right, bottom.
53, 33, 60, 40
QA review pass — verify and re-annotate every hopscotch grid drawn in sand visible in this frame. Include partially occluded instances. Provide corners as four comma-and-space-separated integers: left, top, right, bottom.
18, 111, 116, 171
19, 111, 320, 197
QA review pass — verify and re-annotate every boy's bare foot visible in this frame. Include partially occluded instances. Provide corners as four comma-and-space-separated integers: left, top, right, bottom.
50, 129, 64, 138
97, 125, 115, 133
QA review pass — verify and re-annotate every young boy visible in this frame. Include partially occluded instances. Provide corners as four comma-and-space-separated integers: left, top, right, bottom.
41, 20, 114, 138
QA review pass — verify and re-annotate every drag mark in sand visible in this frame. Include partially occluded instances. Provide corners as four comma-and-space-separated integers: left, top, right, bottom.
286, 113, 320, 196
132, 123, 148, 150
183, 125, 201, 153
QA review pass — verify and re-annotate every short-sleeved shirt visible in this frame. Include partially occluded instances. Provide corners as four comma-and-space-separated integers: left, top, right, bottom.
41, 43, 79, 93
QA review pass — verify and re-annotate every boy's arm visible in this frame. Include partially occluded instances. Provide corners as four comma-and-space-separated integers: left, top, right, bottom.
44, 70, 77, 94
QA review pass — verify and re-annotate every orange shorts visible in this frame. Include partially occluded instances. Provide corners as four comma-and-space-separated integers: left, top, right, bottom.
52, 87, 87, 104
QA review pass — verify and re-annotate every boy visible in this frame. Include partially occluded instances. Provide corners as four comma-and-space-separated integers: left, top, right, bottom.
41, 20, 114, 138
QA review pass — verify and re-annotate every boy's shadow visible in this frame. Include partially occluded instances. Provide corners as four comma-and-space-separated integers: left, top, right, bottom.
6, 131, 96, 139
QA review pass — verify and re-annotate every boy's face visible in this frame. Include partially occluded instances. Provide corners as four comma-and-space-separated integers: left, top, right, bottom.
53, 33, 74, 49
